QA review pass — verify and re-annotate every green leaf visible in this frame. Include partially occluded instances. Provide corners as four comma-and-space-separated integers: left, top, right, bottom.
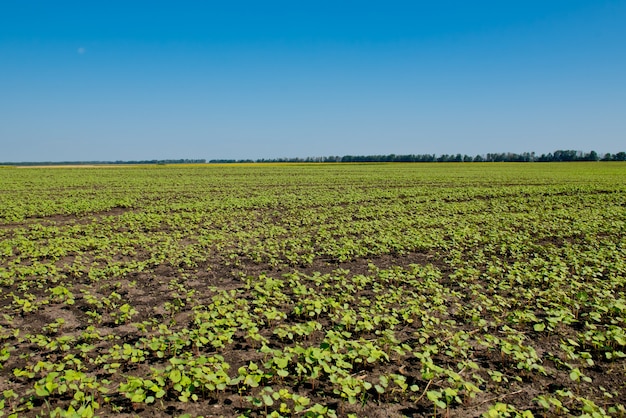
130, 391, 146, 403
169, 369, 182, 383
427, 390, 441, 402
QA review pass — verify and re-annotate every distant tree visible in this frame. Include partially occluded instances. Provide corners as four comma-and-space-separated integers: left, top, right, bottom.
538, 153, 552, 162
553, 150, 579, 161
486, 153, 503, 162
614, 152, 626, 161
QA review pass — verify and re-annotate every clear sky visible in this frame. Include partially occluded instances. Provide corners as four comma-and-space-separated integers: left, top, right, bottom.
1, 1, 625, 161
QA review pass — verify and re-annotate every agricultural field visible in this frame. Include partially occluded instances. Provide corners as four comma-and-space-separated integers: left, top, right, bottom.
0, 162, 625, 418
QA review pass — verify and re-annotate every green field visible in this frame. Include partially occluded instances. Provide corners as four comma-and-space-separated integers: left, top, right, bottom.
1, 163, 625, 417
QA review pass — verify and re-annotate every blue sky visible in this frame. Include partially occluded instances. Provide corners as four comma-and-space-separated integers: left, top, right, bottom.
1, 1, 625, 161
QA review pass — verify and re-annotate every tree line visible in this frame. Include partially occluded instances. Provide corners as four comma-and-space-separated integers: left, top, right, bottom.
211, 150, 626, 164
